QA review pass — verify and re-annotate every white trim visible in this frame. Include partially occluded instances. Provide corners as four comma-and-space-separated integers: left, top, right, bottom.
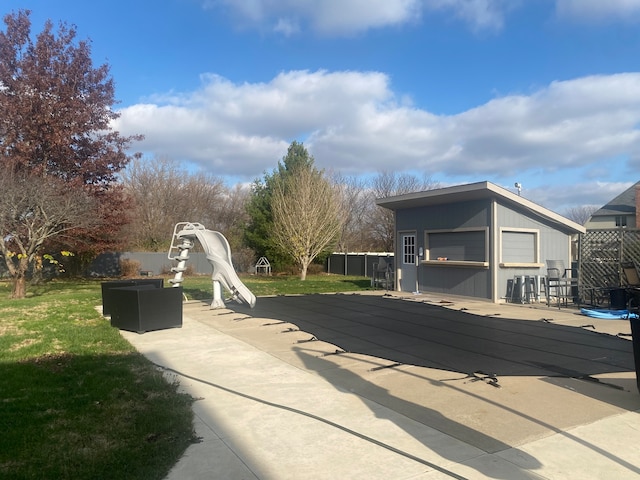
499, 263, 544, 268
491, 199, 499, 302
421, 260, 489, 268
401, 232, 416, 265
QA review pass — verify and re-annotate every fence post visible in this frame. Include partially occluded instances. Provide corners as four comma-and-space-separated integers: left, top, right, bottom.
344, 251, 347, 276
619, 228, 625, 284
364, 254, 367, 278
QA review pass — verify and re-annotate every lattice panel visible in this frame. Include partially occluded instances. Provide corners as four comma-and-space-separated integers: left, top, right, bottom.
623, 230, 640, 264
579, 229, 640, 292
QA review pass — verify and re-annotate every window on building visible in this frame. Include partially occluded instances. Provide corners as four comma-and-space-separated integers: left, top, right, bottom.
402, 234, 415, 265
500, 229, 539, 265
615, 216, 627, 227
426, 229, 487, 262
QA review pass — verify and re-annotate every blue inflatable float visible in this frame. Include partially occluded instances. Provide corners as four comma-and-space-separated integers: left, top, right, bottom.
580, 308, 639, 319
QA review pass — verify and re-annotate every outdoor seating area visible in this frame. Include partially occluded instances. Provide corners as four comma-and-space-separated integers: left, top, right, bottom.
370, 258, 394, 290
545, 259, 579, 308
581, 260, 640, 312
505, 257, 640, 312
507, 275, 540, 304
623, 261, 640, 313
505, 260, 578, 308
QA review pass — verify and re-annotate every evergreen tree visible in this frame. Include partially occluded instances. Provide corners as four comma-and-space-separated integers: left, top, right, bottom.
244, 141, 315, 270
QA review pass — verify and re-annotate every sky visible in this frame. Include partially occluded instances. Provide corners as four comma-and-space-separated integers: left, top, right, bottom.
4, 0, 640, 214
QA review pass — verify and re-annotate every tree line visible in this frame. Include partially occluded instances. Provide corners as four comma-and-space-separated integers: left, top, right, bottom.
121, 144, 437, 278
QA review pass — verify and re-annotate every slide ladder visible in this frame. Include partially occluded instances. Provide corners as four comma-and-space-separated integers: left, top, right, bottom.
168, 222, 256, 308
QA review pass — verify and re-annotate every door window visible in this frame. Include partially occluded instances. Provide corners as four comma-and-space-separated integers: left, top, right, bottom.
402, 234, 416, 265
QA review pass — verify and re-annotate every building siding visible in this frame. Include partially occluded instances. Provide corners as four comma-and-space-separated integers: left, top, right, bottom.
396, 199, 492, 299
392, 198, 575, 302
495, 202, 572, 300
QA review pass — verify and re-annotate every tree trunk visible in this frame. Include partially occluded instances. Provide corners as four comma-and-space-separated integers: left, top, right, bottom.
10, 258, 29, 299
299, 262, 308, 281
12, 274, 27, 299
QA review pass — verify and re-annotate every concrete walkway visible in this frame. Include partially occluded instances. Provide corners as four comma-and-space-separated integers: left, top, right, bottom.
119, 292, 640, 479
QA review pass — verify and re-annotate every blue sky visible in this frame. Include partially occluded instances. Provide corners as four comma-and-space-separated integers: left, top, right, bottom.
4, 0, 640, 214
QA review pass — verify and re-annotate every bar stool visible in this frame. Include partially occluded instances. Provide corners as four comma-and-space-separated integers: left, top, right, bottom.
511, 275, 535, 303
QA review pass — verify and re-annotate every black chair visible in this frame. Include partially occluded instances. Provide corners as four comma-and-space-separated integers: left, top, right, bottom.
620, 261, 640, 310
621, 261, 640, 288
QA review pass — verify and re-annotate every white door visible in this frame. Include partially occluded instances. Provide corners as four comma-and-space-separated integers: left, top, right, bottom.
399, 233, 417, 292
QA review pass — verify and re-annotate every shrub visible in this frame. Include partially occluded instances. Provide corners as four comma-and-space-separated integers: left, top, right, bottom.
119, 258, 141, 277
232, 247, 256, 273
307, 262, 326, 275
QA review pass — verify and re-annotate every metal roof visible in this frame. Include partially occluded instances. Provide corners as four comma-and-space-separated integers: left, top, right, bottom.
376, 180, 586, 234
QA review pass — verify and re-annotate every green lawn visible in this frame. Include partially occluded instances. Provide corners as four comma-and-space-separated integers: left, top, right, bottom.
0, 274, 372, 479
181, 273, 373, 300
0, 280, 196, 480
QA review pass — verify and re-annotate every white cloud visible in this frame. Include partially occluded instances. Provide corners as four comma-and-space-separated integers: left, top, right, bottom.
424, 0, 512, 31
273, 17, 300, 36
528, 181, 633, 214
114, 70, 393, 176
204, 1, 640, 36
115, 70, 640, 207
313, 0, 422, 34
440, 74, 640, 175
555, 0, 640, 22
204, 0, 512, 35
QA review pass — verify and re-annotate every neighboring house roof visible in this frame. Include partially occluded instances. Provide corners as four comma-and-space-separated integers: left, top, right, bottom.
589, 181, 639, 217
376, 180, 586, 234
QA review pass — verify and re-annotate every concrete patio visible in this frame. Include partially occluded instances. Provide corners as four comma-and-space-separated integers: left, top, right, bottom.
120, 291, 640, 479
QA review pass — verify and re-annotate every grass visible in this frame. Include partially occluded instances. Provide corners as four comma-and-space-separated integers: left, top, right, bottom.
181, 273, 374, 300
0, 273, 372, 479
0, 280, 197, 480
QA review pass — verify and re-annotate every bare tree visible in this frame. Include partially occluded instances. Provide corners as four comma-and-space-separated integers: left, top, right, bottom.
0, 167, 97, 297
332, 173, 376, 252
121, 157, 225, 250
271, 165, 344, 280
368, 171, 439, 251
563, 205, 598, 226
244, 141, 314, 269
214, 183, 251, 250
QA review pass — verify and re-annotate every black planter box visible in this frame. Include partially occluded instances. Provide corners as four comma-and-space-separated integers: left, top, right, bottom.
101, 279, 164, 316
109, 285, 182, 333
609, 288, 628, 310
